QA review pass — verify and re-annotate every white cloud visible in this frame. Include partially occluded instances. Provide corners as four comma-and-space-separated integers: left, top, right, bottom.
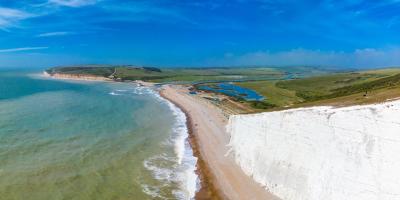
36, 31, 73, 37
207, 48, 400, 68
48, 0, 98, 7
0, 7, 32, 28
0, 47, 48, 53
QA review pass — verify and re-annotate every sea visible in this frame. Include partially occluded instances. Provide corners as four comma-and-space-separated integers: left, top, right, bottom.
0, 69, 198, 200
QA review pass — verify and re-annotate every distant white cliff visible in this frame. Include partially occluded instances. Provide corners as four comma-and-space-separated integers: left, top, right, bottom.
227, 100, 400, 200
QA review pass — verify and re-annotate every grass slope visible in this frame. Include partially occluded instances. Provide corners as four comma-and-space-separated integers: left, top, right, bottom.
47, 65, 328, 83
276, 68, 400, 101
235, 81, 302, 107
46, 66, 115, 77
234, 68, 400, 111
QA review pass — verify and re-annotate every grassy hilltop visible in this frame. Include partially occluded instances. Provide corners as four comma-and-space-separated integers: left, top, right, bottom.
46, 65, 332, 83
235, 68, 400, 110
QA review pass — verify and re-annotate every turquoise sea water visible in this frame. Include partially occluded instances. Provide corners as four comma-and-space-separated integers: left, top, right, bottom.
0, 70, 198, 200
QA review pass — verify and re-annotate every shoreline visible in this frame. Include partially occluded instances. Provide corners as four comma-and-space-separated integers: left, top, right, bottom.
44, 73, 277, 199
160, 87, 222, 200
44, 73, 215, 198
160, 85, 279, 200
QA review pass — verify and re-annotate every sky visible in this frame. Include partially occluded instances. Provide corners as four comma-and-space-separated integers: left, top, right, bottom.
0, 0, 400, 68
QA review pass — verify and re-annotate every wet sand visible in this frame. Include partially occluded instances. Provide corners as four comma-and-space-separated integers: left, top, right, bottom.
160, 85, 279, 200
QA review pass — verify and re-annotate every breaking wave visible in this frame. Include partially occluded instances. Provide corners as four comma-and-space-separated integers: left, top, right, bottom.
133, 85, 200, 200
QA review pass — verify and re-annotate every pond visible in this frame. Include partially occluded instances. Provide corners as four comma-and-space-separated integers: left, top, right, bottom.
198, 83, 264, 101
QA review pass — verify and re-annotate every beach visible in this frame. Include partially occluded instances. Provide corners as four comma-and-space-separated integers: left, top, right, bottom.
41, 72, 278, 199
160, 85, 279, 200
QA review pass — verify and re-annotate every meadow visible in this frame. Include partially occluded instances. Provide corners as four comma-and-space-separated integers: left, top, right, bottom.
46, 65, 330, 83
235, 68, 400, 111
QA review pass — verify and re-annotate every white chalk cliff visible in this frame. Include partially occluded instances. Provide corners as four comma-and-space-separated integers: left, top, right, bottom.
227, 100, 400, 200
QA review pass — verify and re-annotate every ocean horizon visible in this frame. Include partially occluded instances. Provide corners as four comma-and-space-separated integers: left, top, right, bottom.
0, 69, 198, 200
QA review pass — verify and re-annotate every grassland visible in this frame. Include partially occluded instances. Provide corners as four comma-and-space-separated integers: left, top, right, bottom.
47, 65, 335, 83
234, 68, 400, 111
46, 65, 115, 77
234, 81, 302, 107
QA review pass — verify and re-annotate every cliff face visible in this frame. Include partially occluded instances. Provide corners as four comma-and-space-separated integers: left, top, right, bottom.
227, 100, 400, 200
45, 72, 111, 81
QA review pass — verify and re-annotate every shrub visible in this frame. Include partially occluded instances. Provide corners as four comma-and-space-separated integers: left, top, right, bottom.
249, 101, 276, 109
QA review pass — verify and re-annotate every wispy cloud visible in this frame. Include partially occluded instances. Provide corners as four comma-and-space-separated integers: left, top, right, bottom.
0, 47, 49, 53
1, 0, 400, 68
0, 7, 32, 29
36, 31, 74, 37
48, 0, 99, 7
207, 48, 400, 68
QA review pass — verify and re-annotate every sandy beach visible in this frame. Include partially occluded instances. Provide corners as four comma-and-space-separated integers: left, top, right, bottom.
44, 73, 279, 199
160, 85, 279, 200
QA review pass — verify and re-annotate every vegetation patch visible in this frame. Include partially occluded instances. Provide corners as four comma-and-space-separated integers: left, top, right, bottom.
275, 69, 400, 102
46, 65, 334, 83
329, 73, 400, 97
47, 66, 115, 77
249, 101, 276, 109
234, 68, 400, 111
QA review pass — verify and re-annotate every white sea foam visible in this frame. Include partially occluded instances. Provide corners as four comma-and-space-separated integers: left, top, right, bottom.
109, 86, 155, 96
138, 85, 199, 200
108, 91, 122, 96
164, 100, 199, 199
143, 154, 175, 181
141, 184, 163, 199
111, 84, 199, 199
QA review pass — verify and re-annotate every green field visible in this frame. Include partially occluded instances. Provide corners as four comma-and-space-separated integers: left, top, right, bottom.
235, 81, 303, 107
46, 65, 333, 83
235, 68, 400, 110
46, 65, 116, 77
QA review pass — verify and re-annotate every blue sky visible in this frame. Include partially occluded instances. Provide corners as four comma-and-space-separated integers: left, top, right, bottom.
0, 0, 400, 68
